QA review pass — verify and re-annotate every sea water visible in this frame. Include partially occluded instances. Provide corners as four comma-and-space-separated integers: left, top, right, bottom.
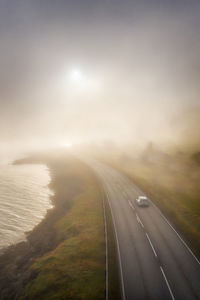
0, 163, 53, 250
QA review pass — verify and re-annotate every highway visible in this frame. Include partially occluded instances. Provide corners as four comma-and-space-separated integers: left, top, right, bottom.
87, 159, 200, 300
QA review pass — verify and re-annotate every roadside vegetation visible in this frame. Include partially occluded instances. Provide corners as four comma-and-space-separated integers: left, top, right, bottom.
98, 145, 200, 258
0, 151, 108, 300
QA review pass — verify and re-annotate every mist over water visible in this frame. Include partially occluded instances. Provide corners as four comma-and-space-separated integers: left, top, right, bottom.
0, 162, 52, 250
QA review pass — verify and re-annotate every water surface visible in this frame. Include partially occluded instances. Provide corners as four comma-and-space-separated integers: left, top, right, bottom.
0, 163, 53, 249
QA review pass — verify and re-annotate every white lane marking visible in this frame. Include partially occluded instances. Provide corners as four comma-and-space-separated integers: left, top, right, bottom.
105, 190, 126, 300
149, 200, 200, 266
145, 233, 157, 257
128, 200, 135, 211
160, 266, 175, 300
136, 215, 144, 228
102, 190, 108, 300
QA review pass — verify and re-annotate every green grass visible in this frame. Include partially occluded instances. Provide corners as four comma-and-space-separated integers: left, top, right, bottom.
19, 157, 105, 300
0, 152, 122, 299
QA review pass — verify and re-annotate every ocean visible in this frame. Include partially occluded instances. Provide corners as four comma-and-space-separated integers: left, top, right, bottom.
0, 162, 53, 250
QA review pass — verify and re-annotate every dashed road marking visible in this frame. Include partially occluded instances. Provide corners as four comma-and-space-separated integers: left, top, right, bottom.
128, 200, 135, 211
160, 266, 175, 300
145, 233, 157, 258
136, 215, 144, 228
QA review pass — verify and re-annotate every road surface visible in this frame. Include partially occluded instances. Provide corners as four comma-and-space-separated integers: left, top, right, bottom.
87, 159, 200, 300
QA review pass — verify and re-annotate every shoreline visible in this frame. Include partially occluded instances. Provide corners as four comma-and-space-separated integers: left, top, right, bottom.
0, 161, 54, 255
0, 150, 92, 298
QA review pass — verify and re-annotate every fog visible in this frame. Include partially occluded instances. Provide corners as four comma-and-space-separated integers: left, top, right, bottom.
1, 0, 200, 157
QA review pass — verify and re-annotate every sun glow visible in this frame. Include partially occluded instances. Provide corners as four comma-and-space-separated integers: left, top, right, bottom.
58, 67, 102, 97
70, 69, 82, 82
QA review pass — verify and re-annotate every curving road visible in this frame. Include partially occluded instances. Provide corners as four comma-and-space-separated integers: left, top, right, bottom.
86, 159, 200, 300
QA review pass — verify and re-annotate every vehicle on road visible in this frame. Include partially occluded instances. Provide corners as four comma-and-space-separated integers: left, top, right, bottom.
136, 196, 149, 207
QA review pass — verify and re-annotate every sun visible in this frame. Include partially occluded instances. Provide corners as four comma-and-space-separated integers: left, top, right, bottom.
60, 67, 101, 93
70, 69, 82, 82
60, 68, 84, 89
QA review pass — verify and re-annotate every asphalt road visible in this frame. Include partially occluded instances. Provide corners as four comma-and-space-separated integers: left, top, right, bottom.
87, 159, 200, 300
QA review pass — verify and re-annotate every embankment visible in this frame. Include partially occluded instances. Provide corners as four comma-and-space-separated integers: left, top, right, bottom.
0, 151, 106, 299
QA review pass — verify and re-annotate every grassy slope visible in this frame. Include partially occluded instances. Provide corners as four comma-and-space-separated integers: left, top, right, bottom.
0, 152, 106, 300
20, 154, 105, 300
22, 185, 105, 299
100, 152, 200, 258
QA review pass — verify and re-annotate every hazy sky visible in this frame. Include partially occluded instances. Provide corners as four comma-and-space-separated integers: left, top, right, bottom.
0, 0, 200, 151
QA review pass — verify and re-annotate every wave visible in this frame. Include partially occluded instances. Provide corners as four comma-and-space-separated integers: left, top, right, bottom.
0, 163, 52, 249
